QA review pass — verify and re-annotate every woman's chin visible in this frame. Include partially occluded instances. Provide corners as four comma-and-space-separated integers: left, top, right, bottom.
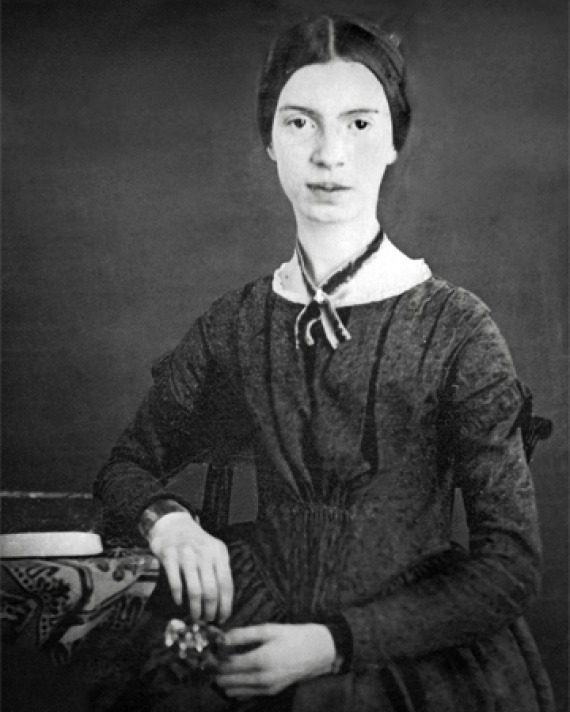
297, 203, 360, 226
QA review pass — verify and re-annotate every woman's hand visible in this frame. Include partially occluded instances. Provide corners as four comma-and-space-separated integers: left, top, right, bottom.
148, 511, 233, 622
215, 623, 336, 699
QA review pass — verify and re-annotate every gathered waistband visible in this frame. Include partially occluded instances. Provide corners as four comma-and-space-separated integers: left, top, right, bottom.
257, 498, 388, 524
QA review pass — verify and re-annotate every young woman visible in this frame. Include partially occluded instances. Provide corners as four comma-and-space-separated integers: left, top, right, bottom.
94, 14, 554, 712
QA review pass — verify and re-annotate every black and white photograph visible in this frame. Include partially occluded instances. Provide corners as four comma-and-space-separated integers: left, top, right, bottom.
2, 1, 567, 710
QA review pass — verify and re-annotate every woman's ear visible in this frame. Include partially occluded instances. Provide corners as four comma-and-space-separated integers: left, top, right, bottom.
387, 145, 398, 165
266, 144, 276, 162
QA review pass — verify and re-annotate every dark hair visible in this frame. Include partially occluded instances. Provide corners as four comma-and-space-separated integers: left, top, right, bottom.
257, 14, 411, 152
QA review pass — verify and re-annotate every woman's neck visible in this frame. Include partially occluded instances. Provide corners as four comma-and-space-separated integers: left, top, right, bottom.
296, 217, 381, 284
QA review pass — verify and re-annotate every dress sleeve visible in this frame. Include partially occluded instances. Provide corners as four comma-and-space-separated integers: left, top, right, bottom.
340, 310, 543, 671
93, 305, 250, 544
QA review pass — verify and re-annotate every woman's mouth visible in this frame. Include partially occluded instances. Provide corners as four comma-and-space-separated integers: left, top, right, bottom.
307, 182, 351, 195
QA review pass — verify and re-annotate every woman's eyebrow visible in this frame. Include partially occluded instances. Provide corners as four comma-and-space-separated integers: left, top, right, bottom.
278, 105, 320, 118
342, 109, 381, 117
278, 106, 381, 118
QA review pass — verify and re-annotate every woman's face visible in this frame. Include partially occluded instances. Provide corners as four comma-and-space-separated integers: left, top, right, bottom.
268, 59, 397, 228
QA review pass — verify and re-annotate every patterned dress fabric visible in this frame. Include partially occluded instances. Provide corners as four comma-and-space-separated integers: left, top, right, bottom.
94, 275, 555, 711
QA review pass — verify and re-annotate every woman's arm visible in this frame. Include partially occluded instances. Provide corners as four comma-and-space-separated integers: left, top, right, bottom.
94, 297, 250, 620
338, 311, 542, 671
93, 317, 219, 541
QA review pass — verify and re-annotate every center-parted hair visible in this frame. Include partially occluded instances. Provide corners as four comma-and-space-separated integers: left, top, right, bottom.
257, 14, 411, 152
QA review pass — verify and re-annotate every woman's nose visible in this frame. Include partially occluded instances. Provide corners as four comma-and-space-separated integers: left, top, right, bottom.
311, 127, 345, 167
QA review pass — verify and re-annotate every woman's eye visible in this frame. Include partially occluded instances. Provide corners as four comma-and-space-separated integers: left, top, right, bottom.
287, 117, 312, 130
352, 119, 370, 131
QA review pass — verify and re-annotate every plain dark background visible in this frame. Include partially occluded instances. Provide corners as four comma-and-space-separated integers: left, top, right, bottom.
2, 0, 568, 707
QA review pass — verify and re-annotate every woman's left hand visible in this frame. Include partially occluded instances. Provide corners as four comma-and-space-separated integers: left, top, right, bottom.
215, 623, 337, 699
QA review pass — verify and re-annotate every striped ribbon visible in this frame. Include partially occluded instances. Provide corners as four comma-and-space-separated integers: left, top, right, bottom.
294, 229, 385, 350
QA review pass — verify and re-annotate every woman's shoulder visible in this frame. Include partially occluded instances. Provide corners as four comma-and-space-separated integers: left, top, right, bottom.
415, 276, 490, 313
202, 275, 274, 319
398, 277, 511, 361
411, 276, 493, 329
416, 277, 517, 376
193, 275, 275, 346
169, 276, 274, 365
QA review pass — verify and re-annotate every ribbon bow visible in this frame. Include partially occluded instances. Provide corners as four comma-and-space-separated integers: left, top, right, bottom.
294, 229, 385, 350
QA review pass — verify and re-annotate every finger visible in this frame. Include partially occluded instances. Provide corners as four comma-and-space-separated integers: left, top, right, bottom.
180, 560, 202, 621
224, 688, 265, 699
215, 672, 268, 690
223, 624, 274, 648
161, 553, 184, 606
197, 564, 219, 622
214, 557, 233, 623
216, 650, 262, 674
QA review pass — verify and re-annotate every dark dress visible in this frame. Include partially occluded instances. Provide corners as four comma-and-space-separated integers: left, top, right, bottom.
94, 275, 555, 711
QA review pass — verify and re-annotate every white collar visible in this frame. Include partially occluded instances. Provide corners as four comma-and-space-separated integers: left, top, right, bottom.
272, 236, 431, 307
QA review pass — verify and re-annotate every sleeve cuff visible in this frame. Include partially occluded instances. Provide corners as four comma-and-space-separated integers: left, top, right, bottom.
324, 614, 353, 674
138, 497, 197, 540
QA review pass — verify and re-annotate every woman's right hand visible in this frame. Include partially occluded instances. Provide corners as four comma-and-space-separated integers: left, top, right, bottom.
148, 511, 233, 623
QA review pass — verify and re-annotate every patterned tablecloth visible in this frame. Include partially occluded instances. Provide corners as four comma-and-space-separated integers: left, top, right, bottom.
1, 550, 161, 664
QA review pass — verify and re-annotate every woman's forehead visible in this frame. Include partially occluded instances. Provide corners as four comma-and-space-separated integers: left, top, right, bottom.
276, 60, 389, 113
